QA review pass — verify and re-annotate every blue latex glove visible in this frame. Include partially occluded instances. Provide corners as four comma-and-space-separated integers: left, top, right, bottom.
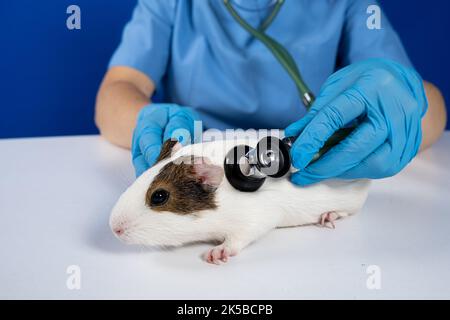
285, 58, 428, 186
132, 103, 200, 177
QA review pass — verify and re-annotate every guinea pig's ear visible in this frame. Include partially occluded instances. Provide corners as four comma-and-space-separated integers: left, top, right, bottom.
155, 139, 182, 165
193, 158, 224, 191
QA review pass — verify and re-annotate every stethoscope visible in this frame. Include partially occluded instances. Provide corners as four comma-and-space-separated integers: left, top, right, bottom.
222, 0, 355, 192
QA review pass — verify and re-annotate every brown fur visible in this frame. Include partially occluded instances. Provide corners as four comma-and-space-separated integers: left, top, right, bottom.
146, 140, 218, 215
155, 139, 179, 164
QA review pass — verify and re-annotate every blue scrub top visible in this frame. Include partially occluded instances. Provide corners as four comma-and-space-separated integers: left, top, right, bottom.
109, 0, 412, 130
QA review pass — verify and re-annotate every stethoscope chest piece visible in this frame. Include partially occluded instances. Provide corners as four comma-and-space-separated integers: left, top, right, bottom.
256, 136, 292, 178
224, 136, 292, 192
224, 144, 266, 192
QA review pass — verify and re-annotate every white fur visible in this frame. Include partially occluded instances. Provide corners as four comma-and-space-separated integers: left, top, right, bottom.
110, 138, 370, 261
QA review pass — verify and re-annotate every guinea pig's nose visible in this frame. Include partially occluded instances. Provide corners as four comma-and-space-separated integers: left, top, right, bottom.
114, 227, 124, 236
112, 221, 128, 237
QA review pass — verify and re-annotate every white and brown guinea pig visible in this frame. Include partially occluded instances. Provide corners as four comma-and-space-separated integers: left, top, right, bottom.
110, 138, 370, 264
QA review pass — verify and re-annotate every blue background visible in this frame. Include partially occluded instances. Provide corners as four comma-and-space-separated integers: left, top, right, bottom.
0, 0, 448, 138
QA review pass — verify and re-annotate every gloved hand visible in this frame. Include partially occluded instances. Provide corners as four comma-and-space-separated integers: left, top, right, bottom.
132, 103, 200, 177
285, 58, 428, 186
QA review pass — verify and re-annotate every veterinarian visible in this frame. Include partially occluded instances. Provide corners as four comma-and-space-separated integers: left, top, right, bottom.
95, 0, 447, 184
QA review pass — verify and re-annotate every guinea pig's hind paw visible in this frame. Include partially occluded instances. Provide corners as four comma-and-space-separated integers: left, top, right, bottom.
204, 244, 237, 265
319, 212, 338, 229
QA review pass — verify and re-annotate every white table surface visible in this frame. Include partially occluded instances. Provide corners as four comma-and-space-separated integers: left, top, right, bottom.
1, 133, 450, 300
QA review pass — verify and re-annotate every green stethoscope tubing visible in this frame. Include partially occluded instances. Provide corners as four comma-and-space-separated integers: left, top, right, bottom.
224, 0, 313, 107
224, 0, 355, 161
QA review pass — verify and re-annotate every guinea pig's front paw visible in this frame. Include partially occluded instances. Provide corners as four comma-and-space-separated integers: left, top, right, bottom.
204, 243, 240, 265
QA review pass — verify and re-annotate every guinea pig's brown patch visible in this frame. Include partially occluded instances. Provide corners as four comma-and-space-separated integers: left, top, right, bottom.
155, 139, 180, 165
145, 156, 222, 214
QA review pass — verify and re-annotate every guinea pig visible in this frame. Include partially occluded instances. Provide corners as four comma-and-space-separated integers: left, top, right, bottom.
110, 138, 370, 264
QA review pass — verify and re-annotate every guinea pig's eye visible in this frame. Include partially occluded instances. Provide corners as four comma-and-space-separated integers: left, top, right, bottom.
150, 189, 170, 206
